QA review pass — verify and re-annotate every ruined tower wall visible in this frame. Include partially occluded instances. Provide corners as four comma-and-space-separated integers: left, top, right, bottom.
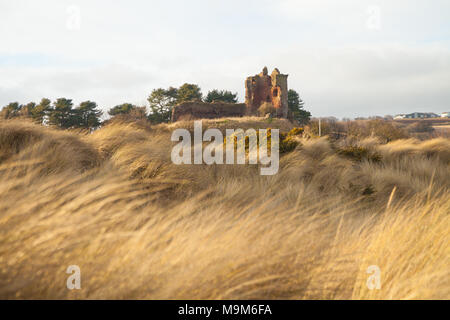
271, 72, 288, 118
245, 67, 288, 118
245, 72, 272, 115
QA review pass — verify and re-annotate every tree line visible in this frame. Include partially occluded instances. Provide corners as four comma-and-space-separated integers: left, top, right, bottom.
0, 83, 310, 129
0, 98, 102, 130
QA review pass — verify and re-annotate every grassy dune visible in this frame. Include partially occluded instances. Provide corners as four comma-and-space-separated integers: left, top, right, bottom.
0, 119, 448, 299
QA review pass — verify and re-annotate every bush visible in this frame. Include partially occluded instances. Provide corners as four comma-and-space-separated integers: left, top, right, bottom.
406, 121, 435, 133
337, 145, 381, 162
280, 135, 299, 153
366, 120, 409, 142
287, 127, 304, 136
223, 127, 303, 154
307, 119, 409, 142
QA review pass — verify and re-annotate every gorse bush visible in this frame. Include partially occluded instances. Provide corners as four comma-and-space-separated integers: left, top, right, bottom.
222, 127, 303, 154
287, 127, 304, 136
279, 127, 304, 153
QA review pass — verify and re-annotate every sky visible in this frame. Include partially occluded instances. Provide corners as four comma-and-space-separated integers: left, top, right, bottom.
1, 0, 449, 118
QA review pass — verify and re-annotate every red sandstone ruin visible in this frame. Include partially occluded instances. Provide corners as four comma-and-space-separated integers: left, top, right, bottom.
171, 67, 288, 122
245, 67, 289, 118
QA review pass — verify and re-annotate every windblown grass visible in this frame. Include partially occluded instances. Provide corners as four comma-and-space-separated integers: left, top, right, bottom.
0, 119, 448, 299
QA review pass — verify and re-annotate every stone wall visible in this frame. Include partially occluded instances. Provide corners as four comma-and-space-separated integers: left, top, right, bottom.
171, 101, 247, 122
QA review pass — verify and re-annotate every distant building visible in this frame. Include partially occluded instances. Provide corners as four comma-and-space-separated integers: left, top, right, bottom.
441, 112, 450, 118
394, 112, 438, 119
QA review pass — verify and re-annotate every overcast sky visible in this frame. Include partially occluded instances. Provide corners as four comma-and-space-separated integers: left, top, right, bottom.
1, 0, 449, 118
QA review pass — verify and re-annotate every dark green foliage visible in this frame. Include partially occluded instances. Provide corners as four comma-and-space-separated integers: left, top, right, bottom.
0, 102, 22, 119
147, 83, 202, 124
20, 102, 36, 117
337, 146, 381, 162
176, 83, 202, 104
147, 87, 178, 124
288, 89, 311, 125
205, 90, 238, 103
0, 98, 102, 130
108, 103, 137, 116
31, 98, 51, 124
75, 101, 103, 129
108, 103, 147, 122
48, 98, 76, 128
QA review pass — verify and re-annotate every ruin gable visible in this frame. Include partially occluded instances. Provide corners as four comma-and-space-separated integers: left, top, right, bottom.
245, 67, 288, 118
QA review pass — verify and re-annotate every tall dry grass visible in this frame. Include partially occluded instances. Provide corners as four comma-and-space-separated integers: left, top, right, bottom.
0, 119, 448, 299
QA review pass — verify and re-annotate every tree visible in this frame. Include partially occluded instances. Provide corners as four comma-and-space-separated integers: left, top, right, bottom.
75, 101, 102, 129
128, 106, 148, 120
0, 101, 42, 120
205, 89, 238, 103
288, 89, 311, 125
108, 103, 136, 116
19, 102, 36, 118
176, 83, 202, 104
31, 98, 52, 124
48, 98, 76, 128
108, 103, 147, 122
0, 102, 22, 119
147, 87, 178, 123
147, 84, 203, 124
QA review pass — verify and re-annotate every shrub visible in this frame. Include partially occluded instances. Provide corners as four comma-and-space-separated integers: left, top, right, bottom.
223, 128, 302, 154
337, 146, 381, 162
366, 120, 409, 142
280, 135, 299, 153
406, 121, 435, 133
287, 127, 304, 136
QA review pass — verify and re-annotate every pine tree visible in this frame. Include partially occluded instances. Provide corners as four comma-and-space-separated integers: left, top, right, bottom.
288, 89, 311, 125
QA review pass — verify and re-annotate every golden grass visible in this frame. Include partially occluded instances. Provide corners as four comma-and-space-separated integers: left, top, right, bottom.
0, 119, 448, 299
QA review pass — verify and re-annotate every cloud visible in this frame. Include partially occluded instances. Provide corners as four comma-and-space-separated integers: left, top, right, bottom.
270, 44, 450, 117
0, 64, 155, 109
0, 0, 449, 117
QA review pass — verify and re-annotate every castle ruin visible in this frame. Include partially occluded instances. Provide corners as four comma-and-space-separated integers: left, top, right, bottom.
171, 67, 288, 121
245, 67, 288, 118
